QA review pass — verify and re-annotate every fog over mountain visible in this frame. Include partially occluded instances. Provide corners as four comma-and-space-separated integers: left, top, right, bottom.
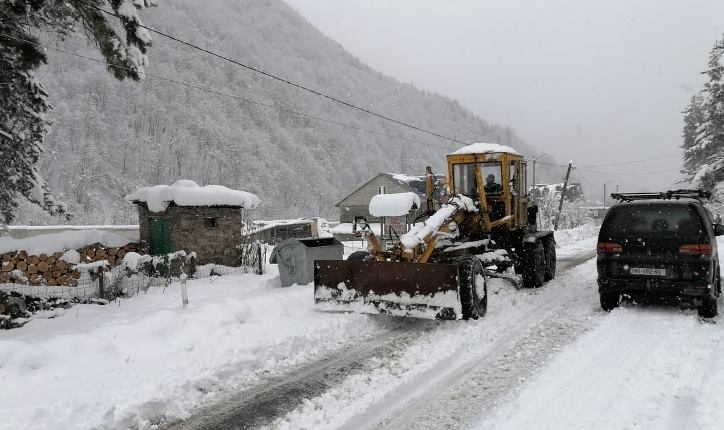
16, 0, 552, 225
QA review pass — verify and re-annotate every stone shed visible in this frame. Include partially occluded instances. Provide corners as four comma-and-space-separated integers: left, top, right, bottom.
126, 180, 260, 266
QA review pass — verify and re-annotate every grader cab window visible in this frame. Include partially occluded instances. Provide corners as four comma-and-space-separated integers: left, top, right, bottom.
452, 162, 503, 196
479, 162, 502, 195
453, 163, 477, 196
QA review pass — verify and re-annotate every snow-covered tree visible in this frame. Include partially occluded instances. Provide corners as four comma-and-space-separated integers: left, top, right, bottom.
684, 36, 724, 191
0, 0, 158, 223
681, 94, 706, 178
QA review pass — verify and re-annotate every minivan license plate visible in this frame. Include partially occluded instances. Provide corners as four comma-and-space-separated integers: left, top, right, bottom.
630, 267, 667, 276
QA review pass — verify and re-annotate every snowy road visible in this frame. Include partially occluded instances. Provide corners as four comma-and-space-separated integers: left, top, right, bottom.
168, 242, 599, 430
6, 225, 723, 430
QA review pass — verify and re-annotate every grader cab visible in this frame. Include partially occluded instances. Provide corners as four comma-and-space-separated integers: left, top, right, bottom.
314, 143, 556, 320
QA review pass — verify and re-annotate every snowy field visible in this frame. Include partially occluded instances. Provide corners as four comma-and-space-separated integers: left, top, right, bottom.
2, 225, 723, 430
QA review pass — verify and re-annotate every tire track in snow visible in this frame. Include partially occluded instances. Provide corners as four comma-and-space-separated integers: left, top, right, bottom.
265, 251, 597, 430
167, 250, 596, 430
356, 252, 598, 430
164, 316, 435, 430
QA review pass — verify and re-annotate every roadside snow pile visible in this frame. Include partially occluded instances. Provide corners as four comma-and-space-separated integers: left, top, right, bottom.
554, 223, 599, 247
369, 192, 420, 217
0, 230, 131, 254
0, 268, 387, 430
451, 142, 521, 155
125, 179, 260, 212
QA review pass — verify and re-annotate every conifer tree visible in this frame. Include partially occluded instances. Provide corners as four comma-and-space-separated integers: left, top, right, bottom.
0, 0, 158, 224
689, 36, 724, 191
681, 94, 706, 181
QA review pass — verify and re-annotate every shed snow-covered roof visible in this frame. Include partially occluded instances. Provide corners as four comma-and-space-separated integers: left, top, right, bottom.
125, 180, 261, 213
451, 143, 521, 156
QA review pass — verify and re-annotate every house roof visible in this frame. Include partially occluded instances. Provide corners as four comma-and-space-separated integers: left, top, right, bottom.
126, 180, 261, 213
335, 173, 443, 207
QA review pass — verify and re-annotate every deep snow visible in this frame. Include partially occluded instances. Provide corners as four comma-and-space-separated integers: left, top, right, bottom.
8, 224, 705, 430
476, 234, 724, 430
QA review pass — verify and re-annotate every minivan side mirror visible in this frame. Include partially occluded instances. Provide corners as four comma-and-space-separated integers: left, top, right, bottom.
715, 224, 724, 236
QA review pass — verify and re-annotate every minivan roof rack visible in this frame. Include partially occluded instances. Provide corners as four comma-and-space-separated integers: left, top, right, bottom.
611, 189, 711, 203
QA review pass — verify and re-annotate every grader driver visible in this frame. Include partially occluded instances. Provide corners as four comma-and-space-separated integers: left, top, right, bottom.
314, 143, 556, 320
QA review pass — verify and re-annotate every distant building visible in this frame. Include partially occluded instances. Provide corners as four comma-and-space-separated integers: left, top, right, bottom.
248, 218, 327, 245
126, 180, 260, 265
335, 173, 443, 224
529, 182, 583, 202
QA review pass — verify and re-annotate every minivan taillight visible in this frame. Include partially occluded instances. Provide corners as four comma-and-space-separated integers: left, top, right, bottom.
679, 244, 713, 256
597, 242, 622, 255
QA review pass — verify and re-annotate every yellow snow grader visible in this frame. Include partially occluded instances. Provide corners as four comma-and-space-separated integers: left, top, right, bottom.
314, 143, 556, 320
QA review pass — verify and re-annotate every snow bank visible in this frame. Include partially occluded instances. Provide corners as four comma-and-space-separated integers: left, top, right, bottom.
0, 230, 131, 254
554, 223, 599, 247
369, 192, 420, 217
125, 179, 261, 213
0, 268, 386, 430
451, 142, 521, 155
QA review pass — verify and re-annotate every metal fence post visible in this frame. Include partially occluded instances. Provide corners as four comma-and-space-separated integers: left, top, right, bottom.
98, 266, 105, 299
180, 273, 188, 308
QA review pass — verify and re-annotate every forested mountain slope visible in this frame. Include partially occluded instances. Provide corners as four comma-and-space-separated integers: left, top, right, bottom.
27, 0, 534, 223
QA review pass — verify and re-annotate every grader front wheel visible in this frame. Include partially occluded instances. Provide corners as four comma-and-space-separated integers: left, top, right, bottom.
458, 256, 487, 319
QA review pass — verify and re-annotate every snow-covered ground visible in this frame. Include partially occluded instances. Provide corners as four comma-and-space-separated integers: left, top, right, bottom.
476, 234, 724, 430
5, 223, 679, 430
0, 271, 388, 429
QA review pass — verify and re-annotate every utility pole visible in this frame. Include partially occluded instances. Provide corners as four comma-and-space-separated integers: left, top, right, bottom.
532, 157, 536, 187
554, 161, 573, 231
603, 183, 606, 208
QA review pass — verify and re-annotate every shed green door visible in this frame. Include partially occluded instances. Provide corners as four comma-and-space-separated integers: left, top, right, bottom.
149, 218, 171, 255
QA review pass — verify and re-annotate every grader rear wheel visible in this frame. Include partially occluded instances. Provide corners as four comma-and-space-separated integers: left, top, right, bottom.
522, 241, 545, 288
544, 238, 556, 281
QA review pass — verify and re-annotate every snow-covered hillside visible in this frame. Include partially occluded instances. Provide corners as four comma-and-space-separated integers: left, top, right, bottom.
23, 0, 544, 225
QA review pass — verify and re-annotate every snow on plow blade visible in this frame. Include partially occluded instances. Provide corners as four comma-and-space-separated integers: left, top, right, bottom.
314, 260, 461, 320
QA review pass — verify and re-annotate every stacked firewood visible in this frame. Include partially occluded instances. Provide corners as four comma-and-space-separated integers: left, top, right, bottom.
77, 242, 140, 266
0, 243, 141, 287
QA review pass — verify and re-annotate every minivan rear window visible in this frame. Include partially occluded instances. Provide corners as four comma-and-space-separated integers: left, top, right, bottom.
603, 204, 704, 238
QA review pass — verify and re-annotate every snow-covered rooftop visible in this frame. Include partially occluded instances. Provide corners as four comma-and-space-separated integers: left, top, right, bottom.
0, 230, 131, 255
389, 173, 424, 183
369, 192, 421, 217
451, 143, 521, 156
125, 180, 261, 213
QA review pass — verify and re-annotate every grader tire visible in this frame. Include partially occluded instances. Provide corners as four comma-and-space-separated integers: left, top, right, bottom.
522, 241, 545, 288
347, 251, 373, 261
457, 256, 487, 320
544, 238, 556, 281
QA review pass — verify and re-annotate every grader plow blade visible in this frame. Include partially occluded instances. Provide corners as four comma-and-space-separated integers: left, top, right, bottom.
314, 260, 462, 320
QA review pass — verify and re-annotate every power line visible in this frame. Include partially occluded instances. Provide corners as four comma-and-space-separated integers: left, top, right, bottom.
2, 33, 452, 150
572, 168, 603, 193
576, 167, 681, 176
536, 160, 570, 168
578, 153, 680, 168
74, 0, 469, 146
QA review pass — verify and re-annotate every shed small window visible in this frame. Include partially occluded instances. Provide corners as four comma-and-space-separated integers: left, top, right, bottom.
204, 217, 218, 228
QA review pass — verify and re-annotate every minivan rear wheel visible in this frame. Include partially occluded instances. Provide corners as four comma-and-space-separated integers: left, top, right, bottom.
698, 296, 718, 318
600, 292, 620, 312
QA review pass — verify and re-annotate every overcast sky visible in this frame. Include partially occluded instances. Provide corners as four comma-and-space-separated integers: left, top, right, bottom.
285, 0, 724, 197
